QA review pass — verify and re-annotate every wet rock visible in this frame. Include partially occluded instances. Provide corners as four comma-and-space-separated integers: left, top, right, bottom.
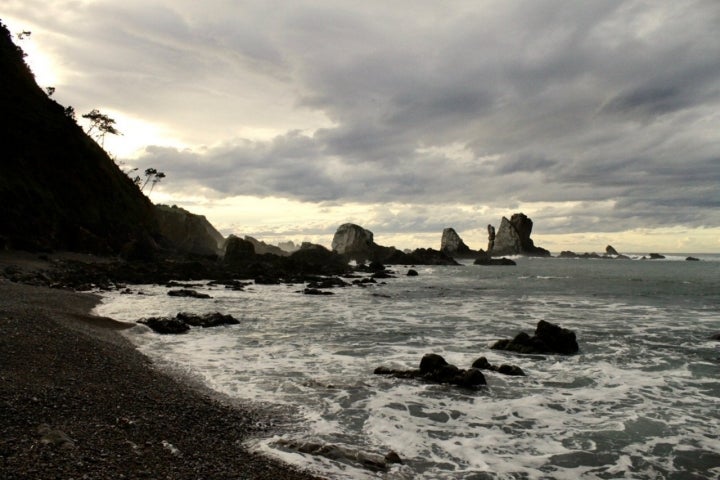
375, 353, 486, 388
648, 253, 666, 260
605, 245, 619, 255
167, 289, 212, 299
276, 439, 401, 472
138, 317, 191, 334
471, 356, 525, 376
709, 333, 720, 341
302, 288, 334, 295
406, 269, 419, 276
686, 256, 700, 261
491, 320, 579, 355
176, 312, 239, 328
474, 255, 516, 266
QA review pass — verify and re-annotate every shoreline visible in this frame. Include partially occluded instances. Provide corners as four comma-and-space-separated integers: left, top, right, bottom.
0, 278, 323, 479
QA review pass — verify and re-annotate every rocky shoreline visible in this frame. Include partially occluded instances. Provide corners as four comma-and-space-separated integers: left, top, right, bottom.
0, 259, 322, 479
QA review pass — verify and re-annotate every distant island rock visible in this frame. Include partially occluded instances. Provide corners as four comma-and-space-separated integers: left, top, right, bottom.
332, 223, 457, 265
489, 213, 550, 257
440, 228, 484, 259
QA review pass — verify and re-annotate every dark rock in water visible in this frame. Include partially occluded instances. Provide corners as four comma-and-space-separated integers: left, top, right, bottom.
407, 269, 419, 276
491, 320, 579, 355
490, 213, 550, 257
138, 317, 190, 334
167, 289, 212, 299
440, 228, 484, 259
139, 312, 239, 333
474, 255, 516, 266
375, 353, 486, 388
419, 353, 448, 373
306, 277, 350, 289
275, 439, 401, 472
471, 356, 525, 376
686, 256, 700, 261
302, 288, 334, 295
487, 224, 496, 252
176, 312, 239, 328
709, 333, 720, 341
605, 245, 619, 255
648, 253, 666, 260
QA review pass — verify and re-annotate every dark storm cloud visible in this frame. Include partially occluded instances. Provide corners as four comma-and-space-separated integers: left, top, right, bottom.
5, 0, 720, 234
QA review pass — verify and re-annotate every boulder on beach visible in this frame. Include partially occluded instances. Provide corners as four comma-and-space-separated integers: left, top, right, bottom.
374, 353, 487, 388
491, 320, 579, 355
275, 439, 402, 472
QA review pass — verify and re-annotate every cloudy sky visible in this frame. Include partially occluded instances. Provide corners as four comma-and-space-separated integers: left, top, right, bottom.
5, 0, 720, 252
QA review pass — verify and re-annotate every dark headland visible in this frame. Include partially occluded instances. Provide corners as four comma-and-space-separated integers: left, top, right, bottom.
0, 22, 322, 479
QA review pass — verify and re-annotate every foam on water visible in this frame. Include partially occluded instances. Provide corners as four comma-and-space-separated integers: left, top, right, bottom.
95, 258, 720, 479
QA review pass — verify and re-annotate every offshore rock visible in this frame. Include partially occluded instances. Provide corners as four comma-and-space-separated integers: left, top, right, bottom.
491, 320, 579, 355
138, 317, 190, 334
440, 228, 481, 259
167, 289, 212, 299
474, 255, 516, 266
471, 356, 525, 376
490, 213, 550, 257
175, 312, 239, 328
331, 223, 375, 261
332, 223, 458, 265
374, 353, 487, 388
605, 245, 619, 256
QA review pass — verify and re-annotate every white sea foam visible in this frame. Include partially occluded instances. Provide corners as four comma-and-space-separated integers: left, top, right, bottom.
95, 258, 720, 479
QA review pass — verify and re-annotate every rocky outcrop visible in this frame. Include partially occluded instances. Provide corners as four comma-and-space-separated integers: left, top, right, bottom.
605, 245, 619, 255
487, 225, 496, 252
138, 312, 239, 333
474, 255, 516, 266
331, 223, 376, 261
491, 320, 579, 355
332, 223, 457, 265
440, 228, 483, 259
167, 289, 212, 299
155, 204, 225, 256
223, 235, 256, 265
471, 357, 525, 376
489, 213, 550, 257
374, 353, 487, 388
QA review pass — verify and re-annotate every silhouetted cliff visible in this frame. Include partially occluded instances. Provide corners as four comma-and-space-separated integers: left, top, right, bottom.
0, 21, 158, 252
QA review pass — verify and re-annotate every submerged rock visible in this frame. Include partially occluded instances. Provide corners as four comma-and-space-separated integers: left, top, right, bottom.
471, 356, 525, 376
474, 255, 516, 266
686, 256, 700, 262
167, 289, 212, 299
491, 320, 579, 355
374, 353, 487, 388
276, 439, 402, 472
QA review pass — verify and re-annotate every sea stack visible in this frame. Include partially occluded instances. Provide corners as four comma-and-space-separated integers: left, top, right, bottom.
489, 213, 550, 257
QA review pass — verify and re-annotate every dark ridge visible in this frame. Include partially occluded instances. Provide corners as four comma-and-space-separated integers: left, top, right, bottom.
0, 21, 158, 253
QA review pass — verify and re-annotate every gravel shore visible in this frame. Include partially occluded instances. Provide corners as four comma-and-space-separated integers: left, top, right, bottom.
0, 278, 323, 479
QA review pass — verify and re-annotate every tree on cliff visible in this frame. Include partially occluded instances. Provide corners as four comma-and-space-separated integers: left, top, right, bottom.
82, 109, 120, 148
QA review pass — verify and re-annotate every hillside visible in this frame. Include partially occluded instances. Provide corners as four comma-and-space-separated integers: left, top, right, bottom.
0, 21, 158, 252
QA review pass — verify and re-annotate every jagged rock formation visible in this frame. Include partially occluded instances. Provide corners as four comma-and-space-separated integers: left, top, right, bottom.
155, 205, 224, 256
277, 241, 299, 253
489, 213, 550, 257
605, 245, 619, 255
491, 320, 579, 355
374, 353, 487, 388
487, 225, 496, 252
440, 228, 483, 259
332, 223, 457, 265
0, 23, 158, 252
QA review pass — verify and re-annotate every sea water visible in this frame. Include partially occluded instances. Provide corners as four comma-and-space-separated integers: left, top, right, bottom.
94, 255, 720, 479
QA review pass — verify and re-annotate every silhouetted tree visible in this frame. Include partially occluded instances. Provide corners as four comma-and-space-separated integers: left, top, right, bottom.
82, 109, 120, 148
64, 106, 76, 120
45, 86, 55, 96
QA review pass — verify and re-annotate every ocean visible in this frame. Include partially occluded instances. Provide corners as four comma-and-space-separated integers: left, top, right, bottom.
94, 254, 720, 479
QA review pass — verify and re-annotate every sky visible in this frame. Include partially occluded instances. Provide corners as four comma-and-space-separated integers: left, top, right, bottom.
4, 0, 720, 253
